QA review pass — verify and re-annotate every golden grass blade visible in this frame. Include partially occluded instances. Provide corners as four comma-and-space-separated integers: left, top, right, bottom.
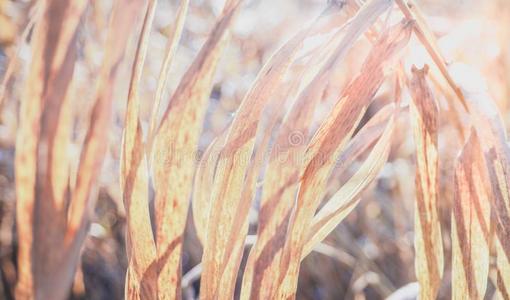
125, 0, 157, 119
38, 0, 88, 225
147, 0, 190, 147
150, 1, 241, 298
195, 95, 298, 252
227, 67, 323, 298
226, 106, 283, 287
121, 0, 156, 196
123, 151, 157, 299
323, 104, 404, 200
192, 130, 227, 245
427, 73, 466, 140
276, 20, 412, 300
303, 109, 396, 257
200, 29, 304, 300
496, 240, 510, 300
395, 0, 468, 111
14, 0, 88, 298
42, 0, 90, 213
204, 79, 306, 294
408, 65, 443, 300
0, 3, 41, 112
200, 3, 365, 297
331, 104, 395, 179
455, 76, 510, 300
201, 50, 323, 296
120, 1, 158, 299
66, 0, 146, 242
451, 130, 491, 300
241, 1, 395, 298
237, 75, 311, 300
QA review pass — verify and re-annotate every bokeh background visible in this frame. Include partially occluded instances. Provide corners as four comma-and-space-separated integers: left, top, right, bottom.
0, 0, 509, 299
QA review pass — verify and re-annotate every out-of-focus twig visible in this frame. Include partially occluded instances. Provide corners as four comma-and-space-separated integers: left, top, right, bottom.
0, 2, 42, 114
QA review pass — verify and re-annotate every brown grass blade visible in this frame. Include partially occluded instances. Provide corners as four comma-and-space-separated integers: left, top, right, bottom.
14, 0, 88, 298
395, 0, 468, 111
123, 152, 157, 299
199, 56, 316, 297
303, 108, 396, 257
276, 19, 412, 300
150, 1, 241, 298
455, 74, 510, 300
496, 239, 510, 300
226, 62, 328, 298
120, 1, 158, 299
192, 130, 228, 245
427, 73, 466, 141
0, 2, 41, 112
241, 1, 396, 298
451, 129, 491, 299
330, 103, 396, 180
226, 106, 283, 291
147, 0, 190, 148
197, 75, 300, 253
66, 0, 145, 241
200, 26, 305, 300
199, 3, 367, 297
408, 65, 443, 300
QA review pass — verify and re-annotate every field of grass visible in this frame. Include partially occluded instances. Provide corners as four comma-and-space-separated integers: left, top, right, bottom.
0, 0, 509, 299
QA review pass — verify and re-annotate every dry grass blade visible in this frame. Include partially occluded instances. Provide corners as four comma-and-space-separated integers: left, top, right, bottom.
228, 106, 283, 291
200, 25, 303, 300
203, 59, 311, 298
455, 73, 510, 300
276, 19, 412, 299
120, 1, 158, 299
496, 237, 510, 300
150, 1, 241, 298
0, 2, 41, 112
66, 0, 145, 237
427, 73, 466, 140
223, 68, 321, 297
395, 0, 468, 111
304, 108, 396, 257
330, 103, 396, 180
241, 1, 395, 298
452, 129, 491, 299
147, 0, 190, 148
194, 79, 295, 249
200, 3, 365, 297
14, 0, 88, 298
408, 65, 443, 300
123, 153, 157, 300
229, 66, 323, 299
192, 129, 228, 245
14, 0, 145, 297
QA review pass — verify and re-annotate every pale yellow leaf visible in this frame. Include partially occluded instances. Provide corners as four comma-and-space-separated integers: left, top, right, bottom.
409, 65, 443, 300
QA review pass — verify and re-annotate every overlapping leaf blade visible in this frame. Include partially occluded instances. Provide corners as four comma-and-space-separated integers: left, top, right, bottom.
276, 18, 412, 300
304, 108, 396, 257
241, 1, 397, 298
459, 80, 510, 300
121, 0, 158, 298
452, 130, 491, 299
150, 1, 241, 298
409, 66, 443, 300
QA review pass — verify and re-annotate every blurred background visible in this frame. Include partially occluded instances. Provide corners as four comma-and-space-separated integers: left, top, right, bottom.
0, 0, 509, 299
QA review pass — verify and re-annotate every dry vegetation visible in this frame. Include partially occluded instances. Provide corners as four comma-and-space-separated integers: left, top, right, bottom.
0, 0, 509, 299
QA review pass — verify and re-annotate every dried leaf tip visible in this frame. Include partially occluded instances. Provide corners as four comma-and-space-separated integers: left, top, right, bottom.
411, 64, 429, 75
409, 62, 443, 300
396, 0, 469, 111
